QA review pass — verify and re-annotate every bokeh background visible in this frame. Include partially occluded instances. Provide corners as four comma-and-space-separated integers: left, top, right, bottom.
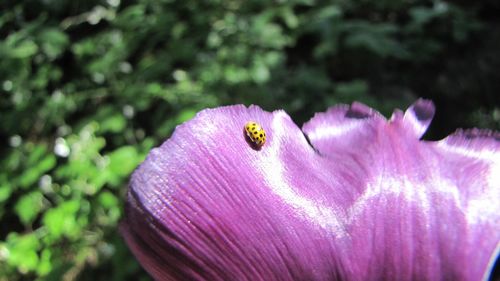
1, 0, 499, 280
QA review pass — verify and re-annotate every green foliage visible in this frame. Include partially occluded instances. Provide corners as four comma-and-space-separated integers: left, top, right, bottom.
0, 0, 499, 280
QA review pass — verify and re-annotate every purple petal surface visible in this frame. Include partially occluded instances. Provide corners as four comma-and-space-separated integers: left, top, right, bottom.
121, 100, 500, 281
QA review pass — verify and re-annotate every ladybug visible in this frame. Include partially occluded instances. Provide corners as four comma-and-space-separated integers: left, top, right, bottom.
244, 121, 266, 147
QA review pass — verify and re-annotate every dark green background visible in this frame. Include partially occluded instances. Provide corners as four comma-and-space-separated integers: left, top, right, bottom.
1, 0, 499, 280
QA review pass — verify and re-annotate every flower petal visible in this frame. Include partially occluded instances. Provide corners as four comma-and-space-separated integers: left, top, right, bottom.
122, 101, 500, 281
402, 98, 435, 139
122, 105, 347, 280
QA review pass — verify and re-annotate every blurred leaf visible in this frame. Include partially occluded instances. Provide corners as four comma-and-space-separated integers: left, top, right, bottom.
19, 151, 56, 189
37, 249, 53, 276
38, 28, 69, 60
43, 200, 83, 240
14, 191, 44, 225
335, 80, 369, 98
251, 60, 270, 84
98, 191, 118, 209
409, 6, 443, 27
176, 109, 197, 124
0, 184, 12, 203
280, 7, 299, 29
5, 40, 38, 59
3, 233, 40, 273
107, 146, 140, 178
99, 113, 127, 133
342, 21, 407, 58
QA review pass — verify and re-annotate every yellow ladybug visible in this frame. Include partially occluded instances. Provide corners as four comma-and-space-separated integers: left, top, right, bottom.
244, 121, 266, 147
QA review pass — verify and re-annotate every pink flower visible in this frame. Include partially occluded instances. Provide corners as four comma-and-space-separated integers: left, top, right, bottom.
121, 99, 500, 281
